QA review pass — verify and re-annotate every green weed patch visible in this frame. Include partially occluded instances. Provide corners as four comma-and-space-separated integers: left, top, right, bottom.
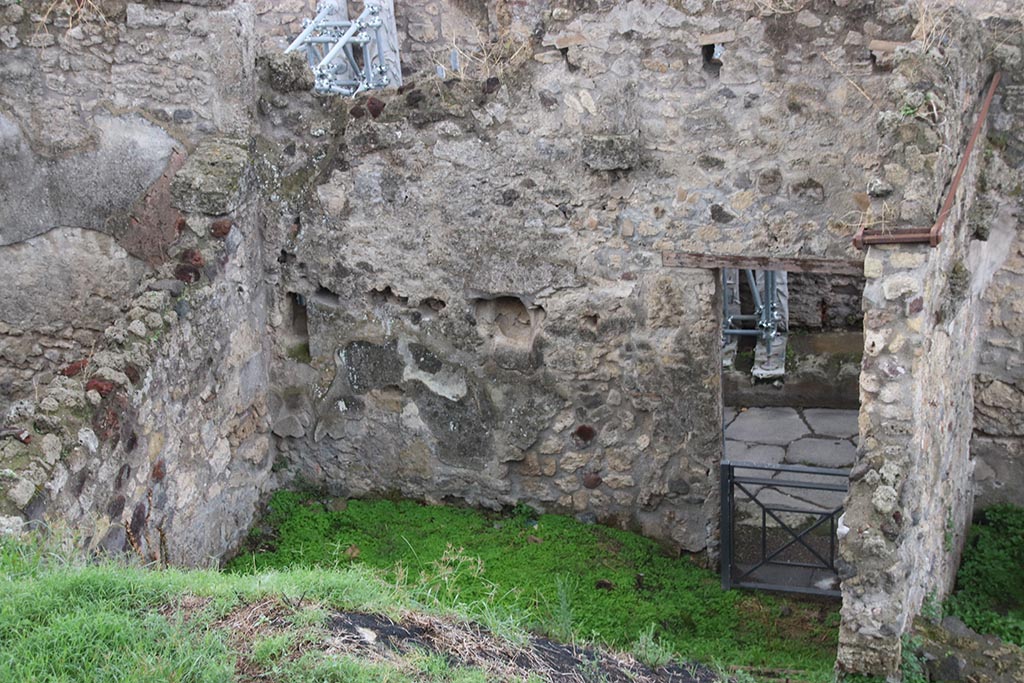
230, 491, 840, 677
945, 504, 1024, 646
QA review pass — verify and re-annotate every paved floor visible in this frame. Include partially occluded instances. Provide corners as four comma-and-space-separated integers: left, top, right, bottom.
723, 406, 857, 514
724, 406, 858, 468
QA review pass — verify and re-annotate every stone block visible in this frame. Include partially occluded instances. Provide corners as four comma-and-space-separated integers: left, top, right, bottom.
725, 407, 809, 445
803, 409, 859, 438
581, 132, 641, 171
6, 478, 35, 508
171, 141, 251, 215
786, 437, 857, 468
259, 50, 314, 93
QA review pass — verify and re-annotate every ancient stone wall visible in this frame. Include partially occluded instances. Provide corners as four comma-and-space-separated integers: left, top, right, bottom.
0, 0, 255, 401
970, 39, 1024, 512
837, 10, 1022, 674
0, 175, 275, 563
250, 0, 921, 557
0, 1, 273, 563
973, 230, 1024, 508
787, 272, 865, 330
1, 0, 920, 564
5, 4, 1023, 678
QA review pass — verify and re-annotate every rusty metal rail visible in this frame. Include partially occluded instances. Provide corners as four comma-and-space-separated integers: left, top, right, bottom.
853, 71, 1002, 250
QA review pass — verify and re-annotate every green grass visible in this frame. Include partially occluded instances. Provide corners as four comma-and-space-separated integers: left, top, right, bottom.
0, 540, 232, 681
0, 533, 512, 682
0, 494, 847, 682
230, 492, 840, 677
945, 505, 1024, 646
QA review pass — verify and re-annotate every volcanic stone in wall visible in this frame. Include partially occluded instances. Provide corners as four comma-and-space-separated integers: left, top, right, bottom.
171, 140, 251, 215
407, 381, 495, 470
581, 131, 641, 171
340, 340, 404, 394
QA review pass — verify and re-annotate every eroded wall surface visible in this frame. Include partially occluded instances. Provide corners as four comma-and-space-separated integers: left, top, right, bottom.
838, 11, 1024, 674
250, 0, 917, 557
971, 68, 1024, 511
0, 0, 254, 400
0, 1, 273, 563
0, 0, 913, 567
973, 235, 1024, 509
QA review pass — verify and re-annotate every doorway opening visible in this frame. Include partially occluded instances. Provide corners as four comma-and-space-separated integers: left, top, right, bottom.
717, 267, 864, 597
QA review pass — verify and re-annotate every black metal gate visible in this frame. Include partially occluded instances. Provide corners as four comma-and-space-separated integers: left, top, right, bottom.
720, 461, 848, 598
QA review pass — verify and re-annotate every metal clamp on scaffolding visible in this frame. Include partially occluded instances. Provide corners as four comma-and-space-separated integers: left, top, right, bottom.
285, 0, 402, 97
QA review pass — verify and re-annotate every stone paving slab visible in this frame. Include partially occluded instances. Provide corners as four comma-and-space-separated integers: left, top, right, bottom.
725, 440, 785, 464
802, 408, 859, 438
752, 481, 845, 507
770, 469, 850, 491
725, 407, 810, 445
786, 436, 857, 468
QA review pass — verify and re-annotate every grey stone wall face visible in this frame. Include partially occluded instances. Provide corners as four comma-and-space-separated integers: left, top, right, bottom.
837, 13, 1024, 675
973, 227, 1024, 507
787, 272, 865, 330
0, 0, 255, 401
971, 50, 1024, 512
253, 0, 913, 557
0, 2, 272, 563
0, 183, 274, 564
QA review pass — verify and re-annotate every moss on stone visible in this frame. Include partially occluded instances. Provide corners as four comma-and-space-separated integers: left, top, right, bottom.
285, 342, 311, 364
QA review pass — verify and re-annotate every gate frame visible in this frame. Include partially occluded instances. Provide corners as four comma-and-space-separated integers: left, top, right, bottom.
720, 460, 849, 598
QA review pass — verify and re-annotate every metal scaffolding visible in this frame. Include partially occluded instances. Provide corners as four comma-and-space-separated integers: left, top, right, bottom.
285, 0, 402, 97
722, 269, 783, 357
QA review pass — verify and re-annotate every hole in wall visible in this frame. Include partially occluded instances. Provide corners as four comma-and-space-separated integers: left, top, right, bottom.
869, 49, 894, 73
702, 44, 723, 77
287, 292, 309, 338
312, 285, 342, 308
414, 297, 447, 324
369, 285, 409, 306
421, 297, 446, 312
558, 46, 579, 73
472, 296, 546, 348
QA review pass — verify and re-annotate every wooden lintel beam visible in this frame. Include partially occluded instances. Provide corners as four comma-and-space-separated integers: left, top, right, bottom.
661, 251, 864, 275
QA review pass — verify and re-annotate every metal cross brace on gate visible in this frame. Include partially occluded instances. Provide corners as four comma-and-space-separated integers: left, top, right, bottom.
285, 0, 402, 97
720, 461, 848, 598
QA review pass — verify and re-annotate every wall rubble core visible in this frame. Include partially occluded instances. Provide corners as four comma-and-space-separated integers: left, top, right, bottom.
837, 7, 1024, 676
0, 0, 1023, 678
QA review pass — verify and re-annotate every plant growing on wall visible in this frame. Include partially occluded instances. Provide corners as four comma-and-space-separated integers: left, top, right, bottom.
34, 0, 107, 33
751, 0, 805, 16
